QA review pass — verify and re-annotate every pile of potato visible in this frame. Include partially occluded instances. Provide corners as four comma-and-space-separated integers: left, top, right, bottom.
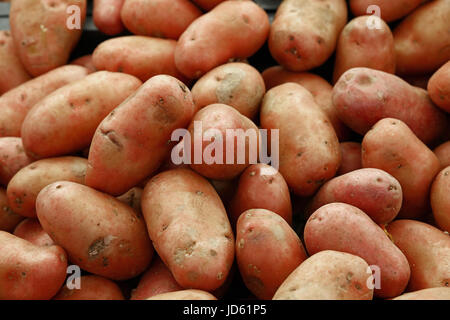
0, 0, 449, 301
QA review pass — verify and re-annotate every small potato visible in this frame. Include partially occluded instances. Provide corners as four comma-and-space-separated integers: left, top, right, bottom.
141, 169, 235, 292
229, 164, 292, 226
337, 142, 362, 175
36, 181, 153, 280
0, 188, 24, 232
93, 0, 125, 36
191, 62, 265, 119
350, 0, 423, 22
387, 219, 450, 291
430, 167, 450, 232
269, 0, 347, 72
307, 168, 402, 225
7, 156, 87, 218
147, 290, 217, 300
273, 250, 373, 300
53, 275, 124, 300
191, 0, 226, 11
21, 71, 142, 158
116, 187, 143, 214
175, 1, 269, 79
70, 55, 96, 73
304, 203, 411, 298
362, 118, 441, 219
393, 288, 450, 300
434, 141, 450, 169
428, 61, 450, 113
0, 231, 67, 300
13, 218, 54, 246
236, 209, 307, 300
0, 137, 33, 186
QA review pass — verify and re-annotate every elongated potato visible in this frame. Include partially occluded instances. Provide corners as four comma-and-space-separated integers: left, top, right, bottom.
10, 0, 87, 76
7, 156, 87, 218
236, 209, 307, 299
393, 288, 450, 300
362, 118, 441, 219
0, 231, 67, 300
175, 1, 269, 79
21, 71, 141, 158
0, 65, 89, 137
269, 0, 347, 72
431, 167, 450, 232
13, 218, 54, 246
428, 61, 450, 113
333, 68, 448, 145
0, 188, 24, 232
86, 75, 195, 196
260, 83, 341, 196
387, 220, 450, 291
36, 181, 153, 280
337, 142, 362, 175
93, 0, 125, 36
304, 203, 411, 298
0, 137, 33, 186
147, 289, 217, 300
54, 275, 124, 300
350, 0, 423, 22
142, 169, 235, 291
273, 250, 373, 300
434, 141, 450, 169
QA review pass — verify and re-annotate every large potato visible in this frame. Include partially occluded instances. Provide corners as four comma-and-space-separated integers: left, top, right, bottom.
93, 0, 125, 36
0, 137, 33, 186
428, 61, 450, 113
393, 288, 450, 300
350, 0, 423, 22
13, 218, 54, 247
430, 166, 450, 233
53, 275, 124, 300
0, 188, 24, 232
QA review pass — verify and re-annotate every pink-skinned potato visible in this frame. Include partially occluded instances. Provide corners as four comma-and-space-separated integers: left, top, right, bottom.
53, 275, 124, 300
93, 0, 125, 36
0, 188, 24, 232
428, 60, 450, 113
337, 142, 362, 175
434, 141, 450, 169
350, 0, 423, 22
13, 218, 54, 246
430, 166, 450, 233
0, 137, 33, 186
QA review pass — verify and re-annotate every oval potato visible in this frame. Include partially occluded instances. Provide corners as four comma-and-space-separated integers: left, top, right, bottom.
0, 188, 24, 232
53, 275, 124, 300
0, 137, 33, 186
428, 60, 450, 113
430, 166, 450, 233
13, 218, 54, 247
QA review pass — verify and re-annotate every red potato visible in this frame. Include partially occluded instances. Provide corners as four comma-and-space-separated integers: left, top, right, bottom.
0, 188, 24, 232
229, 164, 292, 226
0, 231, 67, 300
304, 203, 411, 298
0, 65, 89, 137
0, 137, 33, 186
434, 141, 450, 169
387, 220, 450, 291
141, 169, 235, 292
10, 0, 87, 76
147, 290, 217, 300
116, 187, 143, 214
350, 0, 423, 22
13, 218, 54, 247
362, 118, 441, 219
53, 275, 124, 300
269, 0, 347, 72
86, 75, 196, 196
393, 288, 450, 300
191, 0, 226, 11
175, 1, 269, 79
273, 250, 373, 300
93, 0, 125, 36
70, 55, 96, 73
236, 209, 307, 300
333, 68, 448, 145
0, 30, 31, 94
431, 167, 450, 233
428, 61, 450, 113
337, 142, 362, 175
121, 0, 201, 40
21, 71, 142, 159
36, 181, 153, 280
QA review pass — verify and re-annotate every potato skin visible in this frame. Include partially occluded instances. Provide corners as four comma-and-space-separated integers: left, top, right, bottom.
93, 0, 125, 36
428, 61, 450, 113
21, 71, 141, 159
175, 1, 269, 79
273, 250, 373, 300
337, 142, 362, 175
70, 54, 96, 73
0, 231, 68, 300
36, 181, 153, 280
141, 169, 235, 292
0, 137, 33, 186
333, 68, 448, 145
10, 0, 87, 76
53, 275, 124, 300
431, 167, 450, 232
362, 118, 441, 219
350, 0, 423, 22
393, 288, 450, 300
434, 141, 450, 169
269, 0, 347, 72
0, 65, 89, 137
13, 218, 54, 246
386, 220, 450, 291
236, 209, 307, 300
304, 203, 411, 298
7, 156, 87, 218
0, 188, 24, 232
147, 289, 217, 300
260, 83, 341, 196
86, 75, 195, 196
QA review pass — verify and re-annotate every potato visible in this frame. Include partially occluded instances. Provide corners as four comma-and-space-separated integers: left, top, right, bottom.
141, 169, 234, 291
269, 0, 347, 72
93, 0, 125, 36
386, 219, 450, 291
431, 166, 450, 232
262, 66, 350, 141
0, 188, 24, 232
229, 164, 292, 226
0, 231, 67, 300
434, 141, 450, 169
86, 75, 195, 196
0, 137, 33, 186
191, 62, 265, 119
36, 181, 153, 280
273, 250, 373, 300
121, 0, 201, 40
333, 68, 448, 145
70, 54, 96, 73
350, 0, 423, 22
337, 142, 362, 175
21, 71, 141, 158
175, 1, 269, 79
393, 288, 450, 300
236, 209, 307, 299
147, 289, 217, 300
304, 203, 410, 298
362, 118, 441, 219
260, 83, 341, 196
0, 30, 30, 94
307, 168, 402, 225
7, 156, 87, 218
10, 0, 87, 76
394, 0, 450, 75
333, 16, 395, 84
428, 61, 450, 113
116, 187, 142, 214
13, 218, 54, 247
0, 65, 89, 137
53, 275, 124, 300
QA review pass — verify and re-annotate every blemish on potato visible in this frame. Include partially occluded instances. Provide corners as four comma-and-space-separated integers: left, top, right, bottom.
238, 239, 245, 249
